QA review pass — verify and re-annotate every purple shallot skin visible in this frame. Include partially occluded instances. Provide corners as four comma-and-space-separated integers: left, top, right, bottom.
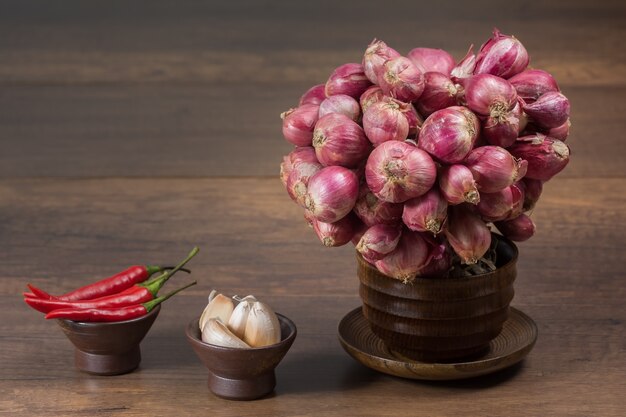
305, 166, 359, 223
365, 141, 437, 203
508, 134, 570, 181
418, 106, 479, 164
325, 63, 372, 99
474, 28, 529, 79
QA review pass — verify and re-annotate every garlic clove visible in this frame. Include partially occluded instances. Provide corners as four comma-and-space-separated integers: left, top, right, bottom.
199, 293, 234, 330
227, 296, 256, 339
201, 318, 250, 349
243, 301, 281, 348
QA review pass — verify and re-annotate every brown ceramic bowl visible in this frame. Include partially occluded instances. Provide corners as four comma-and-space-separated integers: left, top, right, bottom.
186, 313, 297, 401
55, 305, 160, 375
358, 234, 518, 363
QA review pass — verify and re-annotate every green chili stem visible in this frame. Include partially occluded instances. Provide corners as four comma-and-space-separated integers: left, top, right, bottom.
144, 281, 197, 312
141, 247, 199, 297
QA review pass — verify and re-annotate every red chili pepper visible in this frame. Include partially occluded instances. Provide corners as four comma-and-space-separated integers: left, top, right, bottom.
45, 281, 197, 322
26, 248, 197, 301
26, 286, 154, 314
27, 266, 162, 302
24, 247, 197, 314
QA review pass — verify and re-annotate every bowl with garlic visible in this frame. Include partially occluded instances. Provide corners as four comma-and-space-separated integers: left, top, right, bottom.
186, 291, 297, 400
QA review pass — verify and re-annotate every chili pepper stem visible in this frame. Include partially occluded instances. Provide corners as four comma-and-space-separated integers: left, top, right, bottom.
146, 265, 164, 276
140, 247, 199, 296
142, 268, 191, 287
144, 281, 197, 313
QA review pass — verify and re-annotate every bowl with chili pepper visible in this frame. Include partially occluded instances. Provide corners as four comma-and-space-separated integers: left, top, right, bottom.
24, 247, 199, 375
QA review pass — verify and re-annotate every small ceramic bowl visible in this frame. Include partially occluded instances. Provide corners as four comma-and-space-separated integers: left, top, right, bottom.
55, 305, 160, 375
186, 313, 297, 400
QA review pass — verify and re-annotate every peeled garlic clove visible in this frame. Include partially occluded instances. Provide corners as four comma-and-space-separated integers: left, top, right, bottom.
243, 301, 281, 348
199, 293, 234, 330
202, 318, 250, 349
228, 297, 255, 339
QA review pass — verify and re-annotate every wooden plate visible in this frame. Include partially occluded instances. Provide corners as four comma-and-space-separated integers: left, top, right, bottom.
338, 306, 537, 380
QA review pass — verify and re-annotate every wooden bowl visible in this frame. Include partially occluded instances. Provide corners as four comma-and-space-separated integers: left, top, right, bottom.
358, 234, 518, 362
55, 305, 160, 375
186, 313, 297, 401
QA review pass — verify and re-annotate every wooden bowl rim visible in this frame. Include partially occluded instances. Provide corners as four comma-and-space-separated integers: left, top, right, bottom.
185, 312, 297, 353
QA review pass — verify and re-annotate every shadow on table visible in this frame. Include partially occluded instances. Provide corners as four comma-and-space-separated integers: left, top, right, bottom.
414, 361, 525, 389
277, 351, 525, 394
276, 351, 383, 394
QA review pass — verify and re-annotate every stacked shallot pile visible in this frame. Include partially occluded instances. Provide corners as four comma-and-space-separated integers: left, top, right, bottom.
280, 29, 571, 282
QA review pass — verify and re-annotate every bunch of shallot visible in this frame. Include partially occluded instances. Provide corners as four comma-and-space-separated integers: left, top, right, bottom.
280, 29, 571, 282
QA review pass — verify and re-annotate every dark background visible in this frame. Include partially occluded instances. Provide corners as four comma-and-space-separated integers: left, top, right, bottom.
0, 1, 624, 416
0, 0, 623, 178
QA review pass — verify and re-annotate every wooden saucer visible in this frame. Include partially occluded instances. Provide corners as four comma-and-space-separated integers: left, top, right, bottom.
338, 306, 537, 380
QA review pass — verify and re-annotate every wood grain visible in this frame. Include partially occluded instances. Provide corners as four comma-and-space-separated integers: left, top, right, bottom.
0, 85, 624, 178
0, 0, 624, 415
0, 1, 624, 86
0, 0, 624, 178
0, 178, 624, 416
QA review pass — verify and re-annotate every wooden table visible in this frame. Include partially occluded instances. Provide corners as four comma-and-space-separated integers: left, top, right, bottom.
1, 1, 624, 416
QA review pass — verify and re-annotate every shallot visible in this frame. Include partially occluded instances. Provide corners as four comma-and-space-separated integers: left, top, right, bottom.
402, 188, 448, 235
353, 189, 403, 226
318, 94, 361, 121
474, 28, 529, 79
522, 91, 570, 129
374, 229, 431, 282
312, 113, 371, 168
520, 178, 543, 211
286, 161, 322, 208
279, 30, 572, 280
417, 240, 453, 277
312, 213, 359, 247
450, 46, 476, 80
464, 74, 517, 117
465, 146, 527, 192
365, 140, 437, 203
325, 63, 372, 99
362, 98, 410, 146
495, 214, 535, 242
407, 48, 455, 76
546, 119, 571, 141
482, 101, 522, 148
299, 84, 326, 106
378, 57, 425, 102
418, 106, 480, 164
445, 205, 492, 265
439, 164, 480, 205
405, 104, 424, 138
416, 72, 459, 116
356, 224, 402, 262
508, 134, 570, 181
281, 147, 318, 186
359, 85, 385, 113
477, 184, 523, 222
305, 166, 359, 223
281, 104, 319, 147
362, 39, 401, 84
508, 69, 559, 103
